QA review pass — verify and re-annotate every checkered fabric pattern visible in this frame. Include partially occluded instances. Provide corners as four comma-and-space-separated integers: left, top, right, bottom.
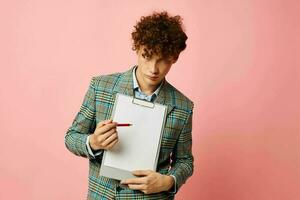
65, 67, 194, 200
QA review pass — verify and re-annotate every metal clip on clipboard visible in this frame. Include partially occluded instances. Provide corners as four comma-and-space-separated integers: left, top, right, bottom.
132, 97, 155, 108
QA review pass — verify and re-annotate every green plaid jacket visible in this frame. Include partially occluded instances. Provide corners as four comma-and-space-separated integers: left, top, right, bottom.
65, 67, 194, 200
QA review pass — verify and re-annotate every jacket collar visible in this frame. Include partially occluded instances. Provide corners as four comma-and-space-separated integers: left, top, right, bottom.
113, 66, 175, 115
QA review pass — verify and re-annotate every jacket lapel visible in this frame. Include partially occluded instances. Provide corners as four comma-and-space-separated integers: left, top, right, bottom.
112, 67, 135, 96
154, 80, 175, 116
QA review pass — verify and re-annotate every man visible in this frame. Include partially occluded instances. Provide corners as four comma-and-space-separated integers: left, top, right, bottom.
65, 11, 194, 199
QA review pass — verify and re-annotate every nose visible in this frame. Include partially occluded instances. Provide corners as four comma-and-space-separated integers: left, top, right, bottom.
149, 61, 159, 75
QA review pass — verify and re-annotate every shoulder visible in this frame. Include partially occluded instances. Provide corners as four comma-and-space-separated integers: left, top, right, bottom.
91, 72, 123, 87
89, 70, 129, 92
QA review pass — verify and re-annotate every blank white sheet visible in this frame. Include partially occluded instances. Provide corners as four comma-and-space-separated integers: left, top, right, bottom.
103, 93, 167, 171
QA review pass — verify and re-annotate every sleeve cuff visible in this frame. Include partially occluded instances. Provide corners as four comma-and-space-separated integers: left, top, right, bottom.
168, 175, 177, 194
86, 135, 103, 159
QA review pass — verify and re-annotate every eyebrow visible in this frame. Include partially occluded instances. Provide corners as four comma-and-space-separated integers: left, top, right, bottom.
141, 50, 172, 61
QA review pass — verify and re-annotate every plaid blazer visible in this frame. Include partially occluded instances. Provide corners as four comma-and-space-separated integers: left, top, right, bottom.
65, 67, 194, 200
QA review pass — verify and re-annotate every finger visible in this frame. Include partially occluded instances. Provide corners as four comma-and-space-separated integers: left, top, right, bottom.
102, 132, 118, 147
121, 177, 147, 185
96, 119, 112, 128
96, 122, 118, 134
96, 128, 116, 142
95, 123, 117, 136
127, 184, 146, 191
106, 139, 118, 150
132, 170, 153, 176
141, 190, 149, 194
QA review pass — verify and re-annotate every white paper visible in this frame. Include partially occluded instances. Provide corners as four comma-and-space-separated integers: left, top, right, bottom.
103, 93, 167, 171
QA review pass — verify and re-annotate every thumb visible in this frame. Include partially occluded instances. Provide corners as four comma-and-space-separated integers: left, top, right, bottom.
132, 170, 153, 176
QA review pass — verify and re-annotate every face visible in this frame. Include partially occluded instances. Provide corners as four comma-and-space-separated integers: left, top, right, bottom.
136, 46, 177, 94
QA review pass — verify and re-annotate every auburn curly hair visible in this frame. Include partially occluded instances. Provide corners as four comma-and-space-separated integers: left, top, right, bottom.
131, 11, 187, 60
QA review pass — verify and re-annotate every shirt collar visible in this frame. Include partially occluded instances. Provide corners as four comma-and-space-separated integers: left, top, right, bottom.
132, 66, 164, 97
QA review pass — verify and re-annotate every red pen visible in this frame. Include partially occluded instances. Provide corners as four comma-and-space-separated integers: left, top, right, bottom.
116, 123, 132, 127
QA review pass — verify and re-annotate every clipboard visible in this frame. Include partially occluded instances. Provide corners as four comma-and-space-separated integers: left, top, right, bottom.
99, 93, 167, 180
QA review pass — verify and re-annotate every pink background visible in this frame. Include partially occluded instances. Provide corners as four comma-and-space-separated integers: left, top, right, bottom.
1, 0, 299, 199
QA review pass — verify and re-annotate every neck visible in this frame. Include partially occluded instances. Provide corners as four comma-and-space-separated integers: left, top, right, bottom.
135, 70, 158, 95
138, 81, 157, 95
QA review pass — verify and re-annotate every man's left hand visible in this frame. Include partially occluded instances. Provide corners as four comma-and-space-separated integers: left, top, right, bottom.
120, 170, 174, 194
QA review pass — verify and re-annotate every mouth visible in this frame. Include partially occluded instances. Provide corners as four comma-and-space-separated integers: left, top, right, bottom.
146, 75, 159, 81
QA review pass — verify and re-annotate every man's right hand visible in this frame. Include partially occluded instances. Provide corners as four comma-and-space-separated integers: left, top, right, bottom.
89, 119, 118, 151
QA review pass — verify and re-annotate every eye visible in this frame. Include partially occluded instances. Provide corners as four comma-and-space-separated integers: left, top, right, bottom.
142, 54, 151, 60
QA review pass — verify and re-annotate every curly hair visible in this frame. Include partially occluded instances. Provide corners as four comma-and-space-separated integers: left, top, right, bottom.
131, 11, 187, 59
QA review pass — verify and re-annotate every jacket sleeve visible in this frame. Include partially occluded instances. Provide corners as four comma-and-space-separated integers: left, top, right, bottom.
64, 77, 100, 159
167, 107, 194, 193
